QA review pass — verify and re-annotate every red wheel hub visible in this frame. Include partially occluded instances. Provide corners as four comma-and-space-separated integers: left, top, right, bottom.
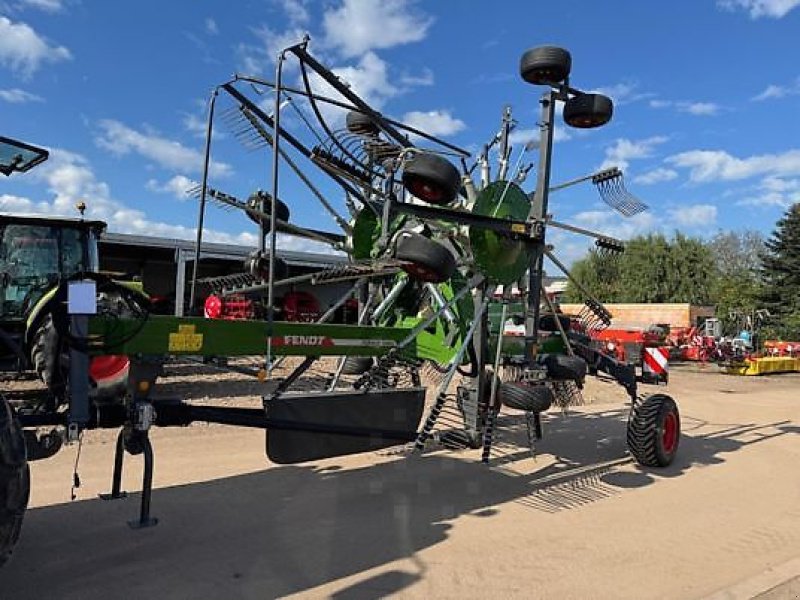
204, 294, 223, 319
89, 355, 130, 383
407, 177, 444, 203
661, 410, 678, 453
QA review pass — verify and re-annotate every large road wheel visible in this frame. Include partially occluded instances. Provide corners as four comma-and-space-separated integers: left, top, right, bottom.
498, 382, 553, 413
563, 93, 613, 129
0, 395, 29, 568
395, 232, 456, 283
519, 46, 572, 85
542, 354, 587, 382
627, 394, 680, 467
402, 152, 461, 206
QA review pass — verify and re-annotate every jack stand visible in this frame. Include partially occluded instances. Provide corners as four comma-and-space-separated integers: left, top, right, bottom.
98, 430, 128, 501
98, 428, 158, 529
128, 432, 157, 529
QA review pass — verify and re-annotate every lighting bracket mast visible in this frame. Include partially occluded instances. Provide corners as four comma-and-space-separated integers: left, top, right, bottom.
518, 46, 615, 367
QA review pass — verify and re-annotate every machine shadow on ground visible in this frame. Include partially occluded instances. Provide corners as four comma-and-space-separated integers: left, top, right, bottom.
2, 409, 797, 599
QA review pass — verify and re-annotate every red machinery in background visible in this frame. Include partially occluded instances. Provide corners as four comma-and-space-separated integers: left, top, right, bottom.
589, 326, 670, 384
203, 290, 321, 322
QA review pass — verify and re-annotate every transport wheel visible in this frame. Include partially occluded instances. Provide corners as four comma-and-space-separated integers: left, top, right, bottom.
519, 46, 572, 85
627, 394, 680, 467
563, 93, 613, 129
402, 152, 461, 205
346, 110, 380, 136
542, 354, 587, 382
498, 382, 554, 413
0, 395, 29, 568
394, 232, 456, 283
246, 191, 290, 228
341, 356, 374, 376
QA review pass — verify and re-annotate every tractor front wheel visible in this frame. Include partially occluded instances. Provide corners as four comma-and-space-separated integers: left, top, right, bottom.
31, 313, 132, 400
627, 393, 680, 467
0, 395, 29, 568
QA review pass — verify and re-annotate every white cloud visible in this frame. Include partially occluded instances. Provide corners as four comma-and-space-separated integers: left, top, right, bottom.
751, 78, 800, 101
589, 82, 653, 105
666, 148, 800, 182
205, 17, 218, 35
238, 26, 307, 73
279, 0, 309, 25
304, 51, 400, 127
182, 112, 209, 137
718, 0, 800, 18
0, 87, 43, 103
633, 167, 678, 185
508, 126, 571, 147
402, 110, 465, 139
680, 102, 720, 116
600, 136, 668, 170
146, 175, 196, 200
0, 16, 72, 77
571, 209, 658, 240
20, 0, 63, 12
669, 204, 718, 227
400, 67, 434, 87
737, 176, 800, 207
648, 98, 720, 115
322, 0, 433, 58
95, 119, 232, 177
8, 148, 331, 253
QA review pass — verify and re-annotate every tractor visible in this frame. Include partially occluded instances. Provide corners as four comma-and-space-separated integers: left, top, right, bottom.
0, 136, 153, 566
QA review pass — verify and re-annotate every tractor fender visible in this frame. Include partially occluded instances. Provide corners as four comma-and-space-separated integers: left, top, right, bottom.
24, 287, 61, 349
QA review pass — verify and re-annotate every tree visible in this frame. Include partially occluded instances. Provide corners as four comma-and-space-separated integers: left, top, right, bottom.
707, 230, 764, 334
759, 203, 800, 339
563, 232, 717, 304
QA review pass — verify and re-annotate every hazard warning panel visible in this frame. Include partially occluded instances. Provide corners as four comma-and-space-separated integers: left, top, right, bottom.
642, 346, 669, 384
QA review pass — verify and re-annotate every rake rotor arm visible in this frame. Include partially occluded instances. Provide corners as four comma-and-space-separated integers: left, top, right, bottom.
549, 167, 620, 193
221, 83, 365, 202
544, 248, 610, 323
546, 218, 625, 246
234, 75, 470, 158
237, 106, 351, 234
287, 45, 411, 148
190, 185, 344, 246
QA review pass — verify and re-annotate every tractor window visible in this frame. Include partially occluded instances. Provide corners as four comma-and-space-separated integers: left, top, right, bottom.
0, 223, 90, 318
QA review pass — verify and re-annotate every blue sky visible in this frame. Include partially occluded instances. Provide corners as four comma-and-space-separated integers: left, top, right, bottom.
2, 0, 800, 265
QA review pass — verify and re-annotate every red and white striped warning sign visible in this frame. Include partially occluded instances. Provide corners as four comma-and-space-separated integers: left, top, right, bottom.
643, 346, 669, 375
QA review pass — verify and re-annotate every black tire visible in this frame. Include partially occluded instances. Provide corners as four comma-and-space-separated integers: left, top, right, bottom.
563, 93, 614, 129
245, 253, 289, 281
542, 354, 587, 381
520, 46, 572, 85
402, 152, 461, 206
346, 111, 380, 136
340, 356, 374, 376
627, 394, 680, 467
498, 382, 553, 413
30, 313, 66, 395
246, 192, 290, 228
394, 232, 456, 283
0, 396, 29, 568
539, 314, 572, 332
